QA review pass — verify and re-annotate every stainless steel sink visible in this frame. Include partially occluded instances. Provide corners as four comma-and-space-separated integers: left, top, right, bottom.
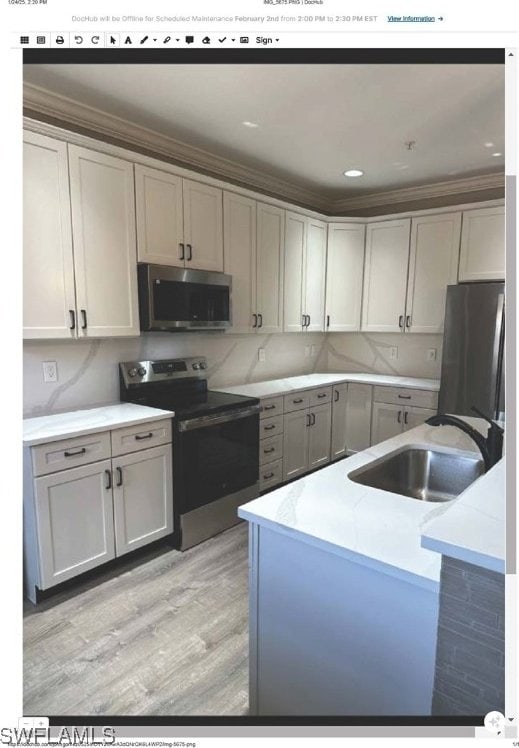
348, 446, 484, 502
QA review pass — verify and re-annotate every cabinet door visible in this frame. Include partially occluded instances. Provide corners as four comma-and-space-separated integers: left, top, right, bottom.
406, 213, 461, 333
331, 383, 348, 460
112, 444, 173, 556
223, 191, 257, 333
68, 145, 139, 337
308, 404, 332, 470
283, 211, 305, 332
283, 409, 309, 481
361, 219, 411, 332
304, 218, 328, 332
371, 402, 403, 445
183, 179, 223, 272
403, 406, 437, 432
135, 165, 184, 266
256, 203, 284, 333
34, 459, 115, 590
23, 131, 76, 340
458, 206, 505, 281
345, 383, 372, 453
325, 223, 365, 332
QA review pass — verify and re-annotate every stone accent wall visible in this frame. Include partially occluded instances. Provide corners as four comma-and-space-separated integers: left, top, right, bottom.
432, 555, 505, 715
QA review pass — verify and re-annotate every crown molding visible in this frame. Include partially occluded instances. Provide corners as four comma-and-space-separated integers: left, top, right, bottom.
329, 173, 505, 213
23, 82, 328, 212
23, 82, 504, 216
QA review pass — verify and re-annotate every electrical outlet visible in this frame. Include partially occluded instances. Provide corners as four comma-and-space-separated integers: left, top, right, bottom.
42, 361, 58, 383
258, 348, 266, 362
389, 347, 398, 360
427, 348, 437, 361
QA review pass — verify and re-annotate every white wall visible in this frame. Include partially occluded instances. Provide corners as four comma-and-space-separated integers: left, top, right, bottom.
325, 332, 443, 380
23, 332, 328, 417
23, 331, 442, 417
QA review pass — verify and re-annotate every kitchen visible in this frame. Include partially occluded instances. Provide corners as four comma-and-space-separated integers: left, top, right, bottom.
21, 62, 506, 718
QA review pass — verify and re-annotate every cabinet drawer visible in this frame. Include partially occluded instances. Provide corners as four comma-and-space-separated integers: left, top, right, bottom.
260, 396, 284, 419
373, 386, 438, 409
32, 431, 111, 477
309, 386, 332, 407
260, 434, 283, 466
260, 459, 283, 492
283, 391, 310, 413
260, 415, 283, 439
111, 418, 172, 457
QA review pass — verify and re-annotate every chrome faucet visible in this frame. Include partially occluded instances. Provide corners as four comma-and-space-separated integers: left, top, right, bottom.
425, 406, 504, 472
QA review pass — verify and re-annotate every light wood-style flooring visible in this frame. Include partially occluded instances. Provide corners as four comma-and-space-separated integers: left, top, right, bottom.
23, 523, 249, 716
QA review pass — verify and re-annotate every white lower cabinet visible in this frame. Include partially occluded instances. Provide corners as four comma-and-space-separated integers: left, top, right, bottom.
24, 418, 173, 602
283, 409, 310, 481
308, 404, 332, 470
34, 459, 116, 590
112, 445, 173, 556
331, 382, 373, 459
371, 401, 437, 444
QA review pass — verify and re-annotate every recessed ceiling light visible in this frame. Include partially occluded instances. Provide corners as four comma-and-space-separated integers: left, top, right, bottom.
492, 152, 502, 157
343, 169, 364, 178
484, 142, 495, 148
242, 121, 259, 128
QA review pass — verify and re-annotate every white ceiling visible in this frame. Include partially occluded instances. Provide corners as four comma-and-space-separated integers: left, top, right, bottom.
23, 64, 505, 199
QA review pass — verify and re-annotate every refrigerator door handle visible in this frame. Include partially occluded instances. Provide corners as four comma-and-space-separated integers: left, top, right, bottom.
492, 292, 505, 418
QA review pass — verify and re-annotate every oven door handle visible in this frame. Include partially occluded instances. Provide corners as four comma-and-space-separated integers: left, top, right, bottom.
177, 405, 260, 431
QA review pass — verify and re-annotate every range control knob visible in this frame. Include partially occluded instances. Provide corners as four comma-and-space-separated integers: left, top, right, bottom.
199, 361, 207, 370
137, 367, 147, 376
192, 363, 200, 370
128, 367, 138, 378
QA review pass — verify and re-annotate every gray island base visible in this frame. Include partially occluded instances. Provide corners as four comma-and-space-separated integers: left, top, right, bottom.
247, 522, 439, 715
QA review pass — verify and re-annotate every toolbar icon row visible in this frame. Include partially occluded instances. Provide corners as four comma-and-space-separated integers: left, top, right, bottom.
15, 33, 281, 48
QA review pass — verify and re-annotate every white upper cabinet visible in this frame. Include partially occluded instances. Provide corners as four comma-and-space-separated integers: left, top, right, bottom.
256, 203, 284, 334
23, 131, 76, 340
458, 205, 505, 281
135, 165, 184, 266
304, 218, 328, 332
223, 191, 257, 333
361, 219, 411, 333
405, 212, 461, 333
325, 223, 365, 332
283, 213, 327, 332
183, 179, 224, 272
68, 145, 140, 337
284, 212, 306, 332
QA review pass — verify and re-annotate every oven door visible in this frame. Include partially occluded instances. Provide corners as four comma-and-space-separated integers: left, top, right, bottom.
174, 407, 259, 513
139, 264, 232, 330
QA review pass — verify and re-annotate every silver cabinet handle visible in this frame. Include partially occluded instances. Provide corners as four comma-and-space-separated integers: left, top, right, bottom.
293, 398, 304, 404
264, 424, 276, 431
135, 432, 153, 440
404, 411, 409, 425
179, 243, 185, 261
64, 448, 86, 457
306, 413, 311, 427
317, 393, 327, 399
397, 410, 402, 423
105, 469, 112, 490
398, 394, 411, 400
252, 313, 257, 328
186, 244, 192, 261
398, 315, 404, 329
263, 471, 274, 480
406, 315, 411, 329
81, 309, 88, 330
334, 389, 340, 402
263, 404, 276, 411
69, 310, 76, 330
264, 446, 276, 454
116, 466, 123, 487
307, 314, 311, 327
258, 313, 263, 328
326, 314, 330, 328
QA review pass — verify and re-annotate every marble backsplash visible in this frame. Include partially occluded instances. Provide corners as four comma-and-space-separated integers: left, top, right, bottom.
23, 331, 442, 417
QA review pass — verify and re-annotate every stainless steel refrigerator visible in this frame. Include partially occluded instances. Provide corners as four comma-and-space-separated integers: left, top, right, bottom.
438, 282, 505, 420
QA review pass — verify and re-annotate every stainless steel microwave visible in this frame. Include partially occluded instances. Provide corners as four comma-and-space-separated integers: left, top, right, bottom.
138, 264, 232, 332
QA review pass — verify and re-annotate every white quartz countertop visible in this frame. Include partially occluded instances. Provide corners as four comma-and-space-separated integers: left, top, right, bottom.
239, 417, 502, 591
215, 372, 440, 399
421, 458, 505, 573
23, 403, 175, 446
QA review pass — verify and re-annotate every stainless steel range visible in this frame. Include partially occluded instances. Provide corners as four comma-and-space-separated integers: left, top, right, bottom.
119, 357, 260, 550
